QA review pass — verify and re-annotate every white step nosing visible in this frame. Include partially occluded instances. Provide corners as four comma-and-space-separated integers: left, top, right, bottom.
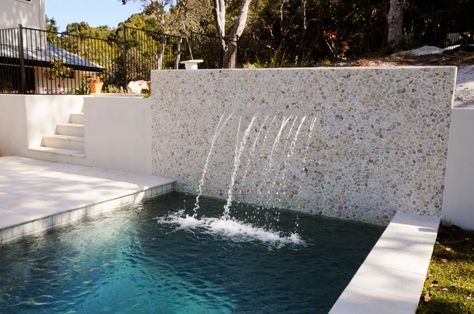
29, 147, 85, 158
43, 135, 84, 142
42, 135, 85, 150
56, 123, 84, 128
41, 141, 84, 151
56, 123, 85, 137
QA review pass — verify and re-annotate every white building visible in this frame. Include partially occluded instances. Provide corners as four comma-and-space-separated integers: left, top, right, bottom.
0, 0, 46, 30
0, 0, 102, 94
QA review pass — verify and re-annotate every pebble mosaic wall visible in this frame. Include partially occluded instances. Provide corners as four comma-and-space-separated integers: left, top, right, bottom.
151, 67, 456, 225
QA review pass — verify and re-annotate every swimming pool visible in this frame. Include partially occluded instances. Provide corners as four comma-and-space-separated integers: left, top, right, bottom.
0, 192, 383, 313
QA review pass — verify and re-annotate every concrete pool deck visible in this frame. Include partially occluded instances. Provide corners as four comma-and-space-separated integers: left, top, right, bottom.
0, 156, 174, 243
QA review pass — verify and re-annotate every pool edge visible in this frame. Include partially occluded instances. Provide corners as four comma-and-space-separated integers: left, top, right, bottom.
0, 181, 175, 244
329, 212, 439, 314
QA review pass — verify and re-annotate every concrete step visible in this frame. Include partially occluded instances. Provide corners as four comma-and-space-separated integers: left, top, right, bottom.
56, 123, 84, 137
69, 113, 84, 124
29, 147, 85, 158
42, 135, 84, 151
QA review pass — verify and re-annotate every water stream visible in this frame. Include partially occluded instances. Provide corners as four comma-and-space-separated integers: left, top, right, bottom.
193, 113, 233, 215
279, 116, 307, 200
181, 112, 317, 245
223, 116, 257, 219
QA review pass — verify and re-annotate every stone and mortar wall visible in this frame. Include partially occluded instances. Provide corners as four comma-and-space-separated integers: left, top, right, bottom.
151, 67, 455, 225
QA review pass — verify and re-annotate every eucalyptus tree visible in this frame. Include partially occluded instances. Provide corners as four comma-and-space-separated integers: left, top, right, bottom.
386, 0, 406, 48
215, 0, 253, 68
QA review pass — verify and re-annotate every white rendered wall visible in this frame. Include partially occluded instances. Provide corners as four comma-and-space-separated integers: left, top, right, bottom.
0, 95, 28, 156
83, 96, 152, 174
0, 94, 152, 174
25, 95, 84, 148
442, 108, 474, 230
0, 94, 83, 156
0, 0, 45, 30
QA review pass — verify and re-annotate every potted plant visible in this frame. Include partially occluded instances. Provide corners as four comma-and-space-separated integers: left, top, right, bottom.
87, 75, 104, 94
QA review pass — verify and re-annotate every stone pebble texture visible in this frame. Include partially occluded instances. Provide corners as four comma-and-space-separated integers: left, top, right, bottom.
151, 67, 456, 225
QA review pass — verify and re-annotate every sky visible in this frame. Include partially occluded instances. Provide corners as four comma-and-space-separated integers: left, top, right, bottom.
45, 0, 144, 31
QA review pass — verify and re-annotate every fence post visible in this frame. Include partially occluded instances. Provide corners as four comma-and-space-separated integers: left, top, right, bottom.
122, 24, 127, 88
17, 24, 26, 94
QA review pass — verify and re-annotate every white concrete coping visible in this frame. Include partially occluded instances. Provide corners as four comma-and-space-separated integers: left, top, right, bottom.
0, 156, 174, 243
330, 212, 440, 314
180, 59, 204, 70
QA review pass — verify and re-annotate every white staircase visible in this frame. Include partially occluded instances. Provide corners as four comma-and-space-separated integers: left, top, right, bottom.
31, 112, 85, 157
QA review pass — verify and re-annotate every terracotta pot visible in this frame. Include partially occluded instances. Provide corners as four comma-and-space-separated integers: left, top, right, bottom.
89, 82, 103, 94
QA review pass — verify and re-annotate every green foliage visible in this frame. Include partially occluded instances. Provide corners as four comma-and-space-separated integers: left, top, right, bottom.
45, 15, 58, 33
43, 59, 73, 81
104, 84, 123, 93
72, 79, 90, 95
243, 0, 388, 65
45, 15, 59, 43
41, 0, 472, 78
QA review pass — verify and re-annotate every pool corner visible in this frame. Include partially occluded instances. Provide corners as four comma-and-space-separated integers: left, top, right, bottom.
330, 212, 440, 314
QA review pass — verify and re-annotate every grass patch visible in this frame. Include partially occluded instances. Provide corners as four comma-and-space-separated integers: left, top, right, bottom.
417, 225, 474, 313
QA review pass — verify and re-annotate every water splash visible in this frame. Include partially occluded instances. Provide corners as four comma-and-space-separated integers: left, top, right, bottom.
223, 116, 257, 219
193, 113, 233, 215
156, 210, 305, 248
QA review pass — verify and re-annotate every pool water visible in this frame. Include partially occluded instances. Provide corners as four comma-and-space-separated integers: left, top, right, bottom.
0, 192, 384, 313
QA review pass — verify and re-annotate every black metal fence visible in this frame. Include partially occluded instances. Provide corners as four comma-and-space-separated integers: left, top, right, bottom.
0, 25, 236, 95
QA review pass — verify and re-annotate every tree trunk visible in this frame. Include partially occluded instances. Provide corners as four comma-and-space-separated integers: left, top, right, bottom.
156, 7, 166, 70
223, 41, 237, 68
157, 36, 166, 70
214, 0, 252, 68
175, 37, 182, 69
387, 0, 404, 47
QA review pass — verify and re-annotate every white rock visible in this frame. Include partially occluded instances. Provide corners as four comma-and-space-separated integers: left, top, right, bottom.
454, 65, 474, 108
127, 80, 149, 94
394, 45, 444, 57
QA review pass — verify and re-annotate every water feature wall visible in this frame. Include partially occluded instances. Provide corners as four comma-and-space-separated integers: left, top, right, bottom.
150, 67, 456, 225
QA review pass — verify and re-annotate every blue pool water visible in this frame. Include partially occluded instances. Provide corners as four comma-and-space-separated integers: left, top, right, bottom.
0, 192, 384, 313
